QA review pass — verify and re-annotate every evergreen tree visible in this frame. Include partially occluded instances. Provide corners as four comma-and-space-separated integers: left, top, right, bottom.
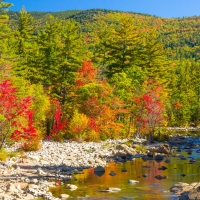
13, 6, 35, 77
95, 13, 143, 78
0, 0, 12, 59
35, 15, 62, 89
14, 6, 35, 55
141, 31, 171, 85
58, 19, 84, 104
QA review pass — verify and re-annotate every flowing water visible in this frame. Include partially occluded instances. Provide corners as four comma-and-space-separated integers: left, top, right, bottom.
50, 135, 200, 200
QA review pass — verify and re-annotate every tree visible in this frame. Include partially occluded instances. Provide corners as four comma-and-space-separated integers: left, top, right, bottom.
94, 13, 143, 78
134, 83, 166, 142
0, 79, 37, 149
68, 109, 89, 141
73, 60, 125, 140
30, 15, 62, 89
57, 19, 84, 105
46, 101, 67, 141
167, 60, 200, 126
14, 6, 35, 55
0, 0, 13, 59
141, 30, 170, 85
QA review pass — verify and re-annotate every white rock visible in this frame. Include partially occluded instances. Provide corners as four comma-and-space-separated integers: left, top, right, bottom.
106, 187, 121, 191
60, 194, 70, 199
31, 179, 38, 184
66, 184, 78, 190
37, 168, 47, 176
128, 180, 139, 184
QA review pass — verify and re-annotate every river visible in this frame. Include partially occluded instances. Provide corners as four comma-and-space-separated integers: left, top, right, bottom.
50, 134, 200, 200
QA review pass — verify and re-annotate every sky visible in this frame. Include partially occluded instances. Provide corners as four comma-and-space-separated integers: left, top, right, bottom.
8, 0, 200, 18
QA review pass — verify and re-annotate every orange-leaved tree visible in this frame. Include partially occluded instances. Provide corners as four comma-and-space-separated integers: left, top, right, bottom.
69, 60, 125, 141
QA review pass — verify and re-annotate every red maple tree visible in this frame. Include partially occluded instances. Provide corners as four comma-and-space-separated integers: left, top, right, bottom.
134, 86, 165, 143
0, 80, 37, 149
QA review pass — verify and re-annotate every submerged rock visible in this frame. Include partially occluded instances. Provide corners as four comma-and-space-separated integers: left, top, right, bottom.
158, 166, 167, 170
155, 175, 167, 180
143, 174, 147, 178
94, 166, 105, 177
109, 171, 116, 176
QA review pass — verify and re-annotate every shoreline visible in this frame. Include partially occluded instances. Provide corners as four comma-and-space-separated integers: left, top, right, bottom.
1, 134, 200, 199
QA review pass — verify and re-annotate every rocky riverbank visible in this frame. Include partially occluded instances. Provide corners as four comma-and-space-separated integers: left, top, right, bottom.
1, 138, 148, 200
1, 133, 200, 200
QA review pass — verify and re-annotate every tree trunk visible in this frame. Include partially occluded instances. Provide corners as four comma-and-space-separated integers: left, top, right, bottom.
149, 128, 154, 143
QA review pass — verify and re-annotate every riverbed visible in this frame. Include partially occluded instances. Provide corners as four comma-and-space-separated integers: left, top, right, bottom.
50, 136, 200, 200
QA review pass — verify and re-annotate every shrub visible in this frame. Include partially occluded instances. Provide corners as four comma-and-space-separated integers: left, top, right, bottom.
0, 148, 18, 161
21, 134, 42, 151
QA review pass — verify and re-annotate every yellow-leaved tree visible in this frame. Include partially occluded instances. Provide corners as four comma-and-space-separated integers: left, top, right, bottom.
68, 109, 89, 141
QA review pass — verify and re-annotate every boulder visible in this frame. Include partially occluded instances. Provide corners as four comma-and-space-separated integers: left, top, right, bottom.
147, 144, 171, 155
188, 188, 200, 200
114, 151, 127, 158
155, 154, 163, 161
94, 166, 105, 176
94, 166, 105, 172
116, 144, 129, 151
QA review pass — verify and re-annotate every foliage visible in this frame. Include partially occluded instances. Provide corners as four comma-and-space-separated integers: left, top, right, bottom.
0, 4, 200, 144
68, 109, 89, 141
21, 133, 42, 151
73, 60, 125, 140
51, 101, 67, 141
0, 147, 17, 161
133, 82, 166, 142
0, 79, 38, 149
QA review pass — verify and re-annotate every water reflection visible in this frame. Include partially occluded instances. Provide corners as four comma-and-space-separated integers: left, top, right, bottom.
51, 149, 200, 199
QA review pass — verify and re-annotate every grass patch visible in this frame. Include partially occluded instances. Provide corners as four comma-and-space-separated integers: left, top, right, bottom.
135, 145, 146, 153
123, 140, 133, 147
0, 148, 18, 161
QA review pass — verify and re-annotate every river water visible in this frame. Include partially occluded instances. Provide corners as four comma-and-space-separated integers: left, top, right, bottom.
50, 136, 200, 200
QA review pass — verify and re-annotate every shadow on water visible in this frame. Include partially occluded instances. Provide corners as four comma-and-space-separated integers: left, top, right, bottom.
50, 133, 200, 200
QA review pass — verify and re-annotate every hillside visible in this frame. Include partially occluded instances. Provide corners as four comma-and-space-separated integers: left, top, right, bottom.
8, 9, 200, 60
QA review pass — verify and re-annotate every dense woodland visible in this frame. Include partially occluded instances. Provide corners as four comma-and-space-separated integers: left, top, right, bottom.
0, 1, 200, 149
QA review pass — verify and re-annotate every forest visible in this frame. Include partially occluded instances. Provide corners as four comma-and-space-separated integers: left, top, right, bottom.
0, 0, 200, 149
